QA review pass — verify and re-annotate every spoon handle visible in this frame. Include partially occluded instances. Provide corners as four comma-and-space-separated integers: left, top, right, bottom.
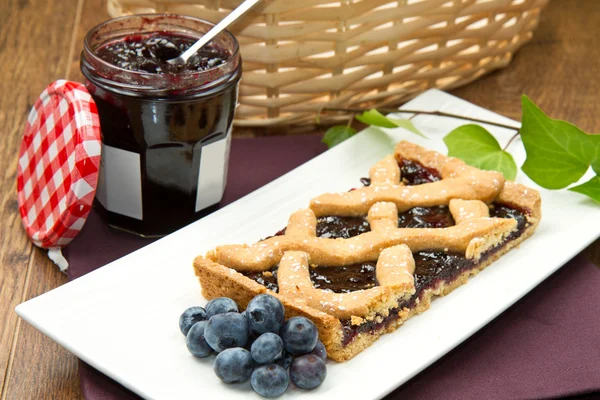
178, 0, 261, 64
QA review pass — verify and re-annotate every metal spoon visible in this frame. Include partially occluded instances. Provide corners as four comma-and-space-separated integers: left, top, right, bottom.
168, 0, 262, 66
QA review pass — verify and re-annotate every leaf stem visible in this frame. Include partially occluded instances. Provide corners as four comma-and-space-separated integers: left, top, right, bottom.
346, 113, 355, 129
322, 107, 520, 131
502, 131, 521, 151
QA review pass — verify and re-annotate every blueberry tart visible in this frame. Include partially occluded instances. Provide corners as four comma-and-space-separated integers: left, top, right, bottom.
194, 141, 541, 362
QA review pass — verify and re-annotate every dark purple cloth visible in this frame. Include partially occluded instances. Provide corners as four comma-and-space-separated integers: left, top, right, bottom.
388, 254, 600, 400
66, 135, 600, 400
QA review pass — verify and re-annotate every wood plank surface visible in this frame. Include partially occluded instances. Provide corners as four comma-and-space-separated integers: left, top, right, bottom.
2, 249, 83, 400
0, 0, 83, 398
0, 0, 598, 399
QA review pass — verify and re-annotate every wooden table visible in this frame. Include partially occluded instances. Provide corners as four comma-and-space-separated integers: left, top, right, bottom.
1, 0, 599, 398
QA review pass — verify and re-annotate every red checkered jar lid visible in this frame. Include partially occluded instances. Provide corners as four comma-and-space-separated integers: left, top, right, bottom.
17, 80, 101, 249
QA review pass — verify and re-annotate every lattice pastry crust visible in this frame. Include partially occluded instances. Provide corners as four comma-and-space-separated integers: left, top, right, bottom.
194, 141, 541, 362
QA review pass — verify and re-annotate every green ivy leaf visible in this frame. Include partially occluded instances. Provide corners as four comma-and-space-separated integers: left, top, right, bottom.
569, 176, 600, 203
356, 109, 426, 137
593, 159, 600, 176
520, 95, 600, 189
356, 109, 397, 128
322, 125, 358, 148
444, 124, 517, 180
387, 118, 425, 137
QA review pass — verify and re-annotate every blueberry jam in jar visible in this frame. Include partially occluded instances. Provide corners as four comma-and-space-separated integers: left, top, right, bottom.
94, 33, 228, 74
81, 15, 241, 236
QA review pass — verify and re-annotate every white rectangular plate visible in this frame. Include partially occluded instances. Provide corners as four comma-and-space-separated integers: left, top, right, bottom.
16, 89, 600, 400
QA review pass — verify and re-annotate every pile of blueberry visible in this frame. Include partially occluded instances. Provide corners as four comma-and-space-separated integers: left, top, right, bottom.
179, 294, 327, 398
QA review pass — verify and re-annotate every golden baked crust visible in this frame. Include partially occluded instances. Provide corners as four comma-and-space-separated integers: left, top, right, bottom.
193, 141, 542, 362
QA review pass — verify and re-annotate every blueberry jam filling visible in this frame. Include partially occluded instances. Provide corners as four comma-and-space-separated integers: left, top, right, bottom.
398, 206, 454, 228
243, 268, 279, 293
243, 158, 530, 347
316, 216, 370, 239
245, 201, 529, 345
340, 204, 531, 346
245, 202, 529, 345
95, 33, 230, 74
310, 262, 377, 293
339, 250, 472, 345
490, 204, 528, 238
399, 159, 441, 185
411, 251, 470, 294
360, 160, 439, 187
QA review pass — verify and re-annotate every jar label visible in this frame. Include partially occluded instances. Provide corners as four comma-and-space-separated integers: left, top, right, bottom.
96, 144, 143, 220
195, 132, 230, 212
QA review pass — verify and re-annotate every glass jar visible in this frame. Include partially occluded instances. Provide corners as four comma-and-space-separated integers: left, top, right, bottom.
80, 14, 241, 237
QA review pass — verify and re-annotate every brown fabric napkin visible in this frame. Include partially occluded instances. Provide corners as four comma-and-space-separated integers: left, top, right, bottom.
65, 135, 600, 400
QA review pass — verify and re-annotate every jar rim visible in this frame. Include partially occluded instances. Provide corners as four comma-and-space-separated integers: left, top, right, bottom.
82, 13, 241, 94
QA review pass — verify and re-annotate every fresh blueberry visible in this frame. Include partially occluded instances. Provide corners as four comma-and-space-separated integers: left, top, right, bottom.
246, 294, 285, 335
185, 321, 212, 358
310, 340, 327, 361
205, 312, 249, 352
213, 348, 254, 384
205, 297, 238, 318
251, 333, 284, 364
280, 316, 318, 355
289, 354, 327, 390
275, 351, 293, 370
251, 364, 289, 398
179, 306, 207, 336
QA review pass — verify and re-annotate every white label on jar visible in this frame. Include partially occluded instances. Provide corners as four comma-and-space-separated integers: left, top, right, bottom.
195, 134, 230, 212
96, 144, 143, 220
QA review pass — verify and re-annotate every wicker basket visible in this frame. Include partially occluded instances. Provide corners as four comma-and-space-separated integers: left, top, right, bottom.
108, 0, 548, 127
